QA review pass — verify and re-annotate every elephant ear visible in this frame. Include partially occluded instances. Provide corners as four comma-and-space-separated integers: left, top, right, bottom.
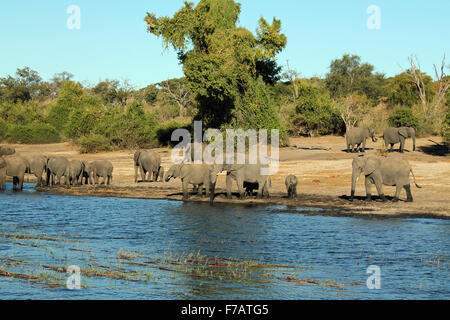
398, 127, 408, 138
0, 157, 6, 169
364, 157, 381, 175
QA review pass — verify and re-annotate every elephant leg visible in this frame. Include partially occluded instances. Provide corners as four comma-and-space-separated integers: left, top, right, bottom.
347, 144, 351, 153
35, 174, 41, 187
390, 144, 394, 152
226, 175, 233, 199
237, 178, 245, 199
356, 143, 362, 153
18, 175, 24, 190
364, 177, 373, 201
399, 138, 405, 153
404, 184, 413, 202
374, 180, 386, 202
182, 179, 189, 200
393, 185, 402, 202
256, 183, 264, 199
361, 139, 367, 153
204, 179, 210, 198
140, 167, 146, 182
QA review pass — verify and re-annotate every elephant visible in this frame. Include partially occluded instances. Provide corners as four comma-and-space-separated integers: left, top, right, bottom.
350, 155, 421, 202
383, 127, 416, 153
346, 126, 378, 153
0, 146, 15, 156
26, 155, 47, 187
134, 150, 162, 183
67, 160, 85, 186
285, 174, 298, 198
0, 157, 6, 191
87, 160, 113, 185
3, 155, 29, 190
46, 156, 70, 186
211, 164, 271, 201
165, 164, 214, 199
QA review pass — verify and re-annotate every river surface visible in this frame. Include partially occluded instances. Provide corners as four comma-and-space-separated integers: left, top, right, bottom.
0, 183, 448, 299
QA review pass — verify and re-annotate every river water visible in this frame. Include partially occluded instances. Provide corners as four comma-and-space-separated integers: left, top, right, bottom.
0, 183, 448, 299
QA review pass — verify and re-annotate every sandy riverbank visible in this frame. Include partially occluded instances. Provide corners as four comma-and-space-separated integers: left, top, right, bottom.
6, 136, 450, 219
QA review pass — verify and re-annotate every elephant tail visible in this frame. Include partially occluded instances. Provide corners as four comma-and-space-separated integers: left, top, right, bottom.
410, 168, 422, 188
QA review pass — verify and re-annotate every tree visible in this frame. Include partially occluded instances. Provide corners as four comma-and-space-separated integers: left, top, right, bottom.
384, 71, 433, 107
407, 54, 449, 132
334, 93, 371, 130
325, 54, 385, 102
159, 78, 193, 116
0, 67, 43, 102
145, 0, 287, 131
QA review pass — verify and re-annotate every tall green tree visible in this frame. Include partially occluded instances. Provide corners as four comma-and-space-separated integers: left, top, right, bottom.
325, 54, 385, 102
145, 0, 287, 131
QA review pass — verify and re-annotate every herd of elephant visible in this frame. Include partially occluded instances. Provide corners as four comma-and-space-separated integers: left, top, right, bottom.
0, 125, 421, 203
0, 146, 113, 191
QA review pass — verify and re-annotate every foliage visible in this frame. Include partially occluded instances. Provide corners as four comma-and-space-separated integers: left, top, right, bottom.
290, 81, 345, 136
0, 119, 7, 140
6, 123, 60, 144
155, 120, 192, 147
334, 93, 371, 129
387, 107, 419, 129
442, 109, 450, 143
325, 54, 385, 103
145, 0, 287, 131
384, 71, 434, 107
78, 134, 111, 154
0, 67, 44, 103
92, 79, 133, 105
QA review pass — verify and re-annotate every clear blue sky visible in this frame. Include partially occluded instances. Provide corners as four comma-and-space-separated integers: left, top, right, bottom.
0, 0, 449, 89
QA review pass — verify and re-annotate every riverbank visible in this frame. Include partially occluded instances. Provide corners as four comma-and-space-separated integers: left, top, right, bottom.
7, 135, 450, 219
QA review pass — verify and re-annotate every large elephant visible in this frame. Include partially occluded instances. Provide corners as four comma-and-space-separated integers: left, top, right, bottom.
165, 164, 213, 199
212, 164, 271, 200
46, 156, 70, 186
0, 157, 6, 190
26, 155, 47, 187
134, 150, 162, 183
0, 146, 15, 156
67, 160, 85, 186
383, 127, 416, 152
87, 160, 113, 185
350, 155, 421, 202
346, 126, 378, 153
4, 155, 29, 190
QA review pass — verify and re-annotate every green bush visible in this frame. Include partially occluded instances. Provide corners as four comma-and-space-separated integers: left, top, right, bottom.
291, 82, 345, 136
155, 121, 192, 147
78, 134, 111, 154
6, 123, 60, 144
0, 119, 7, 140
387, 107, 419, 129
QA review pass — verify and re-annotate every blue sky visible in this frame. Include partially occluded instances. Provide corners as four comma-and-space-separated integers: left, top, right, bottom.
0, 0, 449, 89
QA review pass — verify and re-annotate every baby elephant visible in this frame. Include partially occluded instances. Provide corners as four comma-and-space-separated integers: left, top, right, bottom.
285, 174, 298, 198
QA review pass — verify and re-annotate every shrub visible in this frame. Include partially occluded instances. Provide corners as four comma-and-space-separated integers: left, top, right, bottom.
387, 107, 419, 129
442, 110, 450, 144
6, 123, 60, 144
155, 121, 192, 147
291, 82, 345, 136
0, 119, 7, 140
78, 134, 111, 154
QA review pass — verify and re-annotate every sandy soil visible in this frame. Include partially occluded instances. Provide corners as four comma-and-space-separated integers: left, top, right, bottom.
6, 136, 450, 219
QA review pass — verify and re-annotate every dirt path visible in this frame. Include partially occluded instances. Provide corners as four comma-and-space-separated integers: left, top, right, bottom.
6, 135, 450, 219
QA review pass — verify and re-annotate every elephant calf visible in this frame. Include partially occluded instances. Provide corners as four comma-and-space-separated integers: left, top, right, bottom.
285, 174, 298, 198
0, 157, 6, 191
165, 164, 213, 199
346, 126, 377, 153
350, 155, 421, 202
